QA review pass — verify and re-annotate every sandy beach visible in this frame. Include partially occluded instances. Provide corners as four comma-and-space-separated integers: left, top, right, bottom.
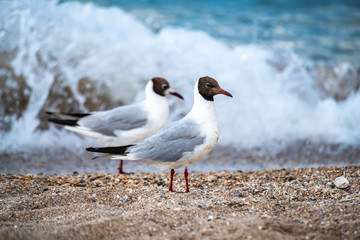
1, 166, 359, 239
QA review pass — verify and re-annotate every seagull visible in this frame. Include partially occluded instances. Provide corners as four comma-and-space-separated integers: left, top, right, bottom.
47, 77, 184, 174
86, 76, 232, 192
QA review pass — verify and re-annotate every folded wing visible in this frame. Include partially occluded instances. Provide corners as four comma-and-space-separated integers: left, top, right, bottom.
78, 105, 148, 137
129, 119, 205, 162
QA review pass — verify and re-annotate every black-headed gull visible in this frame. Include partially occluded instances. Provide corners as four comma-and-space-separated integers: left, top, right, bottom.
86, 76, 232, 192
47, 77, 183, 174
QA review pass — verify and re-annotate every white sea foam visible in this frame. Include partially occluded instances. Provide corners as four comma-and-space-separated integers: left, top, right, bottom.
1, 0, 359, 155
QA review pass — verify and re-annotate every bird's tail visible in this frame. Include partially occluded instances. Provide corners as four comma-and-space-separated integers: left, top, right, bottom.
46, 112, 90, 126
86, 145, 133, 159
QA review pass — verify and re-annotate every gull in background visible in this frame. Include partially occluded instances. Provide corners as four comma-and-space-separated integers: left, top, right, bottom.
47, 77, 183, 174
86, 76, 232, 192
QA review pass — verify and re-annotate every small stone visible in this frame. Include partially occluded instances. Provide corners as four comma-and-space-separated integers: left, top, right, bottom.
286, 176, 296, 181
334, 176, 349, 189
207, 176, 218, 182
79, 179, 86, 183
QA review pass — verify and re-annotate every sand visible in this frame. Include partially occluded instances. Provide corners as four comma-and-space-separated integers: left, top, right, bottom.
1, 166, 359, 240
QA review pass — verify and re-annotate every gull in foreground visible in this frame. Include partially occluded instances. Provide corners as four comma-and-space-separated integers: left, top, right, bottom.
86, 76, 232, 192
47, 77, 183, 174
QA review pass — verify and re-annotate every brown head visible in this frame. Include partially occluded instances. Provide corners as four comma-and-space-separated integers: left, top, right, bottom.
152, 77, 184, 99
198, 76, 233, 101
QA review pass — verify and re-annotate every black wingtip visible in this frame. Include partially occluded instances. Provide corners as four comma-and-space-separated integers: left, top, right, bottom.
48, 118, 79, 126
85, 145, 132, 154
86, 147, 97, 152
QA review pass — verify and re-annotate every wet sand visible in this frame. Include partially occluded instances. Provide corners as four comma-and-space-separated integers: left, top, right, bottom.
1, 166, 359, 239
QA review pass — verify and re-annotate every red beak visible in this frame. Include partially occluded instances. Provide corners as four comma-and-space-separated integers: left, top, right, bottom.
216, 89, 233, 98
169, 91, 184, 100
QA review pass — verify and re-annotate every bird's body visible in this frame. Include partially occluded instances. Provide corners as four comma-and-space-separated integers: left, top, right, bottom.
63, 82, 171, 146
48, 77, 183, 174
112, 84, 220, 170
87, 76, 232, 191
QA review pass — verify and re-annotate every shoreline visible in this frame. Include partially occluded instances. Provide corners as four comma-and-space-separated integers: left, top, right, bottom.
1, 166, 359, 239
1, 141, 360, 174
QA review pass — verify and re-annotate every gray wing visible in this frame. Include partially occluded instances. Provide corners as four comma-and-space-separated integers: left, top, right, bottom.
78, 104, 148, 136
129, 119, 205, 162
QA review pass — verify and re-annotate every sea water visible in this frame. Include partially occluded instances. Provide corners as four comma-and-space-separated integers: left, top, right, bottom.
0, 0, 359, 173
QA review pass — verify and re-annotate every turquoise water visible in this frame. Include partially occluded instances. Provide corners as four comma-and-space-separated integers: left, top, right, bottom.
64, 0, 360, 63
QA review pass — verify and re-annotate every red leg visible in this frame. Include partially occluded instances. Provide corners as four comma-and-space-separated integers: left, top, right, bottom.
118, 160, 133, 175
184, 166, 190, 193
168, 168, 190, 193
169, 169, 175, 192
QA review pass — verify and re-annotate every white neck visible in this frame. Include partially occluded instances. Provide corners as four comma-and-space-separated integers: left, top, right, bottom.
144, 80, 167, 105
185, 81, 218, 127
144, 80, 169, 121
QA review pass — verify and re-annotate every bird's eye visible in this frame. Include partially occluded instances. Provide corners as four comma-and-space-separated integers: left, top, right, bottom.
205, 83, 211, 88
162, 84, 169, 89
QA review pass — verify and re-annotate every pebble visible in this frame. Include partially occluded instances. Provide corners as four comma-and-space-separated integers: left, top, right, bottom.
0, 166, 359, 239
207, 176, 218, 182
334, 176, 349, 189
286, 176, 297, 181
